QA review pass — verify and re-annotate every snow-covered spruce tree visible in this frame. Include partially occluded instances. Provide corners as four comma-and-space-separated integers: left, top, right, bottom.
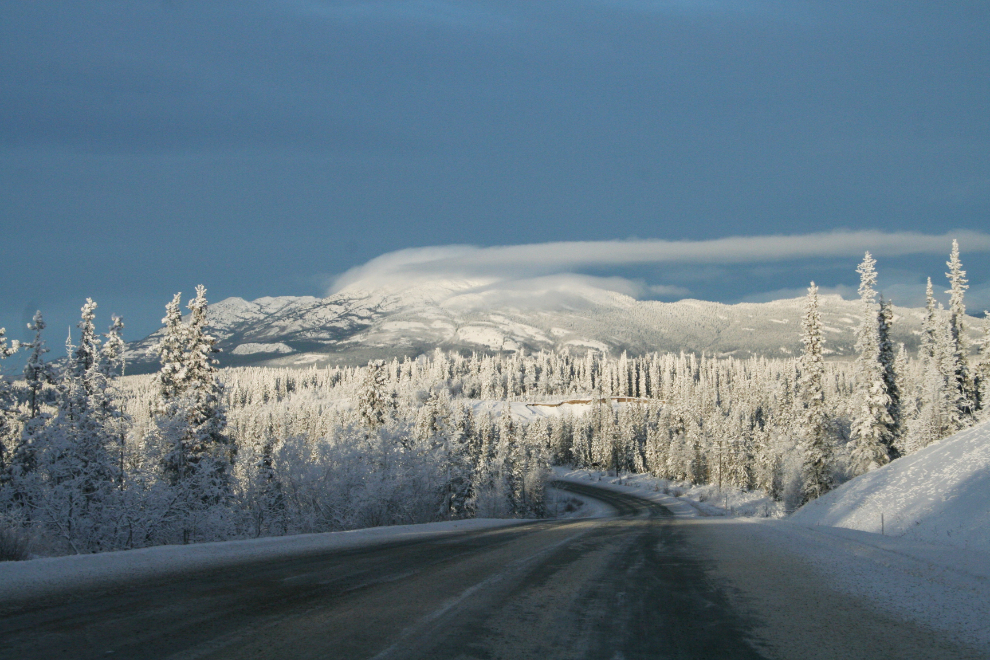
920, 277, 939, 360
849, 253, 893, 475
359, 360, 394, 431
798, 282, 835, 505
491, 403, 522, 515
906, 305, 963, 452
447, 403, 478, 518
877, 298, 901, 460
36, 301, 124, 553
2, 313, 53, 499
976, 313, 990, 418
945, 239, 975, 417
182, 286, 234, 501
97, 317, 128, 487
155, 287, 234, 512
0, 327, 23, 558
0, 328, 20, 481
153, 292, 186, 416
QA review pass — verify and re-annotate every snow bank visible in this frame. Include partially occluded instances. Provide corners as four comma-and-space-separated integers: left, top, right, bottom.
0, 518, 531, 603
791, 418, 990, 551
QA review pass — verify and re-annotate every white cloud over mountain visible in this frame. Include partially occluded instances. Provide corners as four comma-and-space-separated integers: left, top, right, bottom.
331, 231, 990, 303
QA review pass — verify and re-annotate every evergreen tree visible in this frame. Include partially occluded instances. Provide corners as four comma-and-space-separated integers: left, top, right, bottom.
5, 313, 52, 488
155, 287, 234, 505
181, 286, 233, 500
877, 298, 901, 459
0, 328, 20, 479
154, 292, 187, 415
944, 239, 974, 416
798, 283, 834, 504
976, 313, 990, 418
359, 360, 394, 431
850, 253, 892, 474
73, 299, 100, 386
920, 278, 938, 360
906, 305, 963, 451
37, 302, 121, 553
97, 317, 128, 487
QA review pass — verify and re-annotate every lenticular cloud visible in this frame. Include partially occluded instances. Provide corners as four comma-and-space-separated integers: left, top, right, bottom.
330, 230, 990, 295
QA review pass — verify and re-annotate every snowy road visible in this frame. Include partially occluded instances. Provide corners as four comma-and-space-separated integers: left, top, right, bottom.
1, 482, 986, 660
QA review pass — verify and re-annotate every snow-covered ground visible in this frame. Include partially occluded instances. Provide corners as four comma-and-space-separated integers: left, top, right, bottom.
0, 518, 532, 603
552, 466, 784, 518
792, 418, 990, 552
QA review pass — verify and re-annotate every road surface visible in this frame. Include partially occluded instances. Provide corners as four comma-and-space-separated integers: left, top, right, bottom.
1, 481, 984, 660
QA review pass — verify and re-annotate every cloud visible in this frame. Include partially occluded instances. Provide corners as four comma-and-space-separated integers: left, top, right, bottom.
331, 230, 990, 298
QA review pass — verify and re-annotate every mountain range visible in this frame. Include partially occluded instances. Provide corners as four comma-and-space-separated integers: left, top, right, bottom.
123, 278, 973, 373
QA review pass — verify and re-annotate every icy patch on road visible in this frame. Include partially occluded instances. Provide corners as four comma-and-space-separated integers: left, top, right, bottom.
0, 518, 531, 603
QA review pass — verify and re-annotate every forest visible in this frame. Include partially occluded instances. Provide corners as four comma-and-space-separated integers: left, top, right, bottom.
1, 245, 988, 559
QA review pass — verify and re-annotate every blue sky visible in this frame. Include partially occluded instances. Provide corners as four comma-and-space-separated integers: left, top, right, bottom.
1, 1, 988, 356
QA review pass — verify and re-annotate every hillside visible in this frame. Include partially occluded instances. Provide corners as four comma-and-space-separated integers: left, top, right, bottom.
790, 419, 990, 551
122, 278, 981, 372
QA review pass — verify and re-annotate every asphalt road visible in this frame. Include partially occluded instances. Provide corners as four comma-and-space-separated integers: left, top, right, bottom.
1, 482, 984, 660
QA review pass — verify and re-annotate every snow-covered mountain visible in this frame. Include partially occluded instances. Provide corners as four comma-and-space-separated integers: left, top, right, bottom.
124, 278, 968, 372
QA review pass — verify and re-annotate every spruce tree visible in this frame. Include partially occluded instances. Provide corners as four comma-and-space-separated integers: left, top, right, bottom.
877, 299, 901, 459
359, 360, 394, 431
181, 286, 233, 502
907, 305, 964, 451
155, 287, 233, 504
39, 302, 120, 552
920, 278, 938, 360
98, 317, 128, 487
154, 292, 187, 415
945, 239, 974, 417
5, 313, 52, 487
850, 253, 893, 474
976, 313, 990, 418
23, 312, 55, 421
0, 328, 20, 480
798, 282, 834, 504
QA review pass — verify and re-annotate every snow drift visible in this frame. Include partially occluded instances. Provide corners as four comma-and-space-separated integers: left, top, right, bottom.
791, 419, 990, 551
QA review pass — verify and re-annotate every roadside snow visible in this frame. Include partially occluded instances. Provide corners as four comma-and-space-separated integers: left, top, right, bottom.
791, 418, 990, 552
0, 518, 531, 603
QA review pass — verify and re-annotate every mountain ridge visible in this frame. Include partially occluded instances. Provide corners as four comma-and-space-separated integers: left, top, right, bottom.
122, 281, 977, 373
